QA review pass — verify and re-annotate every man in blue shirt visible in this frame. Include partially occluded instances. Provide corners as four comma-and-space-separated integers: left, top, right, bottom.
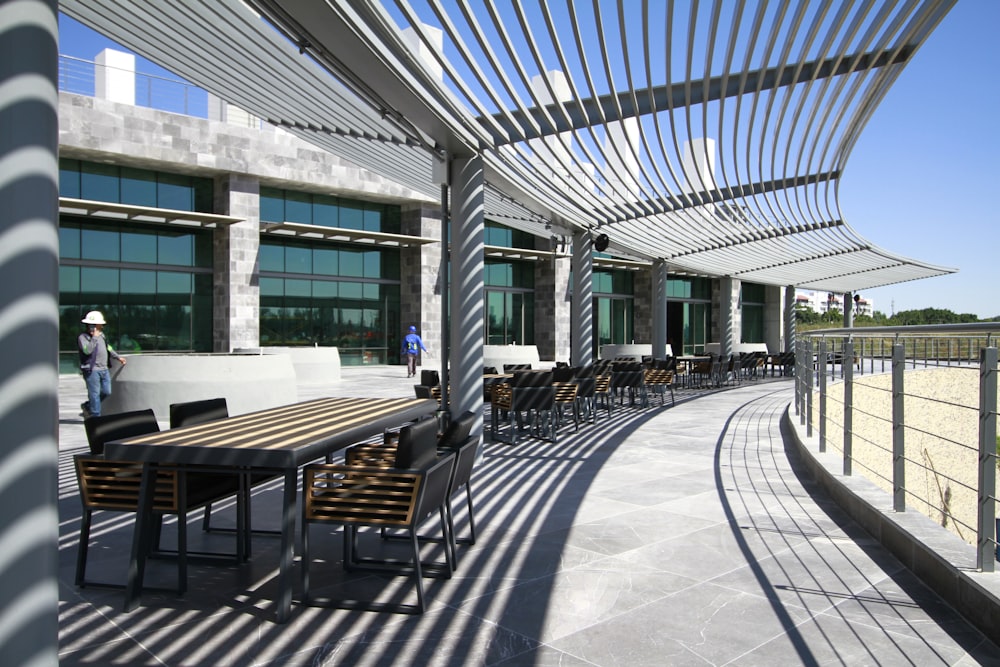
401, 325, 428, 378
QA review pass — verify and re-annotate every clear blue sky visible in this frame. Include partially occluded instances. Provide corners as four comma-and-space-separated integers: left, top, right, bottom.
59, 3, 998, 319
840, 0, 999, 319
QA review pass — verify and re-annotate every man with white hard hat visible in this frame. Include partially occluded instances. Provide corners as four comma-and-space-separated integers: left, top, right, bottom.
78, 310, 127, 418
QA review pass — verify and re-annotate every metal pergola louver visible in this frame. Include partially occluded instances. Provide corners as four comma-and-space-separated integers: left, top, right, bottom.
61, 0, 957, 293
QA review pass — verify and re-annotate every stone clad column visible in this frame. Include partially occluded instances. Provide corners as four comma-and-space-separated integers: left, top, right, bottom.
0, 0, 60, 662
534, 239, 572, 363
652, 260, 668, 358
213, 174, 260, 351
400, 203, 442, 368
571, 230, 594, 366
449, 155, 485, 426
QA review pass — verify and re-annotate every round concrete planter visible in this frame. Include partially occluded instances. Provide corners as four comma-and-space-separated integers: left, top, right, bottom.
256, 346, 341, 384
101, 353, 297, 421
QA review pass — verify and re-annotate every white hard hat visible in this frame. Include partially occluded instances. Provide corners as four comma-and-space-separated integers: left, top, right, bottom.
81, 311, 107, 325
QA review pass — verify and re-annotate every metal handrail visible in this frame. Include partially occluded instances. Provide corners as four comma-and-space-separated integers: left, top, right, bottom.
796, 325, 999, 571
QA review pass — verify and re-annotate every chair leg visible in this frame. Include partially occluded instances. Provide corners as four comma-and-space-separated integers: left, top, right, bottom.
202, 504, 212, 532
75, 509, 92, 587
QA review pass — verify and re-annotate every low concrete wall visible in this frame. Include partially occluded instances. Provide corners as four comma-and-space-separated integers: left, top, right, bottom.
102, 353, 297, 420
704, 342, 769, 356
483, 345, 541, 371
239, 346, 341, 384
600, 343, 672, 360
786, 404, 1000, 646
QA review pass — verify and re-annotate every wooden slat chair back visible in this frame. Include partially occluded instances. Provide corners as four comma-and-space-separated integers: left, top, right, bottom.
593, 374, 613, 418
301, 451, 456, 614
552, 381, 580, 432
643, 368, 675, 406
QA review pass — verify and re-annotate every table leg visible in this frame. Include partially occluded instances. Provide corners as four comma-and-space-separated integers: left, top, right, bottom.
123, 462, 157, 612
275, 467, 298, 623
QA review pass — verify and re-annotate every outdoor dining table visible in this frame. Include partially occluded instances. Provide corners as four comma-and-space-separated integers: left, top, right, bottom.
103, 395, 438, 623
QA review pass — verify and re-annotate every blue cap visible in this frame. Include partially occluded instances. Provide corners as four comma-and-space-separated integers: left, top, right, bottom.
409, 325, 417, 332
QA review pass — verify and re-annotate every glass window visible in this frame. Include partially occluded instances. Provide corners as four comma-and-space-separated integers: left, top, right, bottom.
340, 282, 362, 299
157, 172, 193, 211
158, 271, 191, 294
260, 190, 284, 223
313, 198, 339, 228
158, 231, 193, 266
81, 226, 120, 261
285, 191, 312, 224
313, 281, 337, 298
363, 250, 380, 277
260, 277, 283, 297
59, 265, 80, 292
121, 231, 157, 263
120, 167, 157, 206
311, 247, 338, 276
59, 226, 81, 259
741, 282, 766, 303
285, 245, 312, 274
340, 202, 363, 230
59, 159, 81, 198
80, 162, 119, 202
340, 249, 364, 277
260, 243, 284, 272
81, 266, 119, 294
363, 207, 381, 232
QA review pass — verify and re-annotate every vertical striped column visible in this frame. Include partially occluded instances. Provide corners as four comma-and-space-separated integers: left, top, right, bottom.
0, 0, 59, 663
784, 285, 796, 353
652, 260, 668, 359
449, 155, 485, 432
571, 229, 594, 366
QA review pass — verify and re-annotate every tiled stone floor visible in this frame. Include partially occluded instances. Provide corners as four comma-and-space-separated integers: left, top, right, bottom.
57, 366, 1000, 665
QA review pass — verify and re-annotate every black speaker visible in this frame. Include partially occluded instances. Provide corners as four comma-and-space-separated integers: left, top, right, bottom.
594, 233, 610, 252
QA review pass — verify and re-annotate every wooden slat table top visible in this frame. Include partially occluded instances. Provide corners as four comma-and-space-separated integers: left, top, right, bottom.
104, 397, 438, 468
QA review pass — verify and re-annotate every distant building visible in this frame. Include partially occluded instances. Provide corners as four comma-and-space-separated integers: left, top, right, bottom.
796, 291, 873, 317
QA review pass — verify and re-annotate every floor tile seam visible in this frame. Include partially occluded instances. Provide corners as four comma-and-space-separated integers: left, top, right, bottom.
57, 593, 168, 662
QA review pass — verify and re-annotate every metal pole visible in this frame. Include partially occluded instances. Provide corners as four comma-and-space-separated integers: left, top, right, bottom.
818, 339, 827, 452
439, 179, 450, 415
892, 343, 906, 512
806, 338, 814, 437
977, 346, 997, 571
843, 339, 854, 476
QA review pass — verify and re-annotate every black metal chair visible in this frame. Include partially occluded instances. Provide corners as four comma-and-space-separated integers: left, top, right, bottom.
301, 420, 456, 614
611, 369, 648, 408
76, 409, 243, 592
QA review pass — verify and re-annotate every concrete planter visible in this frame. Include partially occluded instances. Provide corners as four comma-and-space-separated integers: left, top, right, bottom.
101, 353, 297, 421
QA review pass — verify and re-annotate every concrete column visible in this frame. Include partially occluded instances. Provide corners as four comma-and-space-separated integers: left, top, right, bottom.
534, 239, 571, 363
720, 277, 737, 358
843, 291, 854, 328
213, 174, 260, 351
784, 286, 796, 353
0, 1, 60, 663
400, 203, 442, 368
652, 260, 668, 359
449, 155, 485, 426
571, 229, 594, 366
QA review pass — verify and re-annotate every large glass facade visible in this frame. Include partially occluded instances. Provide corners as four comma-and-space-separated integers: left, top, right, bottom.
58, 161, 215, 373
484, 259, 534, 345
666, 276, 713, 355
593, 269, 634, 355
260, 187, 401, 234
740, 282, 766, 344
259, 239, 401, 365
483, 222, 536, 345
58, 219, 213, 372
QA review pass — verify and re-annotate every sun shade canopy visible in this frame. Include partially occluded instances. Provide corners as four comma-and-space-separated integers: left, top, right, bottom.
61, 0, 958, 293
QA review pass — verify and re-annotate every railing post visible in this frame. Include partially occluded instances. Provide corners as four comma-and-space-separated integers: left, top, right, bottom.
843, 339, 854, 476
806, 339, 814, 437
794, 341, 802, 417
818, 339, 827, 452
892, 343, 906, 512
978, 346, 997, 571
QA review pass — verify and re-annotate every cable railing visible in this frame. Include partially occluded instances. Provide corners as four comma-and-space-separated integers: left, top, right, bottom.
59, 54, 209, 119
795, 324, 1000, 572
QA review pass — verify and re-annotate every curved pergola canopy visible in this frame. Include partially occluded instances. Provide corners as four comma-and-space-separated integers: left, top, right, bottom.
61, 0, 958, 293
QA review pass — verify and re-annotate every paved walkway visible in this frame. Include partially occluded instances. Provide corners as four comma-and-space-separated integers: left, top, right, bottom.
57, 366, 1000, 665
